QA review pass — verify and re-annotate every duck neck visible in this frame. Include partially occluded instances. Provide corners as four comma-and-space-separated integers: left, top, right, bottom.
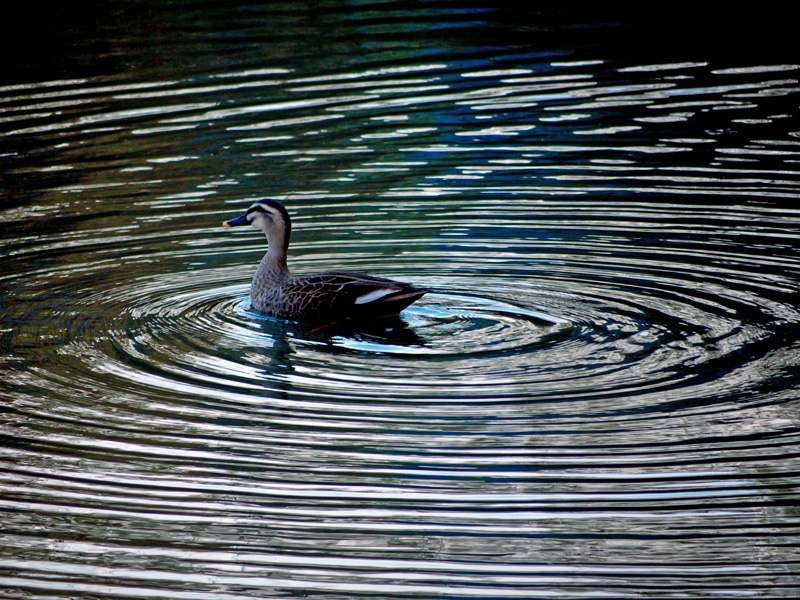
260, 228, 290, 277
264, 246, 289, 274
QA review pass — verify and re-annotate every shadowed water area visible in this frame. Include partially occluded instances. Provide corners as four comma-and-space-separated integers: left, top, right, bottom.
2, 2, 800, 598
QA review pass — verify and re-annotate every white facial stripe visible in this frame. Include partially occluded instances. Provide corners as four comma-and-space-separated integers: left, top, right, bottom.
249, 204, 281, 221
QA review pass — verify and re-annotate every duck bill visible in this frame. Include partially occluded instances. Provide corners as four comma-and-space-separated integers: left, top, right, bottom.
223, 213, 250, 227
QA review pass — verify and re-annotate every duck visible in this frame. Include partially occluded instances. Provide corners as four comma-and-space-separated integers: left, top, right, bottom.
223, 199, 427, 323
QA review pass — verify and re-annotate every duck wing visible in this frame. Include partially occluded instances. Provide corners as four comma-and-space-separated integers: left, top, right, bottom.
283, 272, 427, 321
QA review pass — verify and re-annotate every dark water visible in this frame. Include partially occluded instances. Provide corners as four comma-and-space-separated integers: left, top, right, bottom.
3, 3, 800, 598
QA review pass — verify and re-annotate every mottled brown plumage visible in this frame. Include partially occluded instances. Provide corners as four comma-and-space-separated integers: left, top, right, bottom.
224, 200, 427, 323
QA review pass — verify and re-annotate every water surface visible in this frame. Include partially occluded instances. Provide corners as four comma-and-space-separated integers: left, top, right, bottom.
3, 3, 800, 598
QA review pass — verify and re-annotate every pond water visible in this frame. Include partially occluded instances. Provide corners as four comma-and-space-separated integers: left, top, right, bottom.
3, 3, 800, 598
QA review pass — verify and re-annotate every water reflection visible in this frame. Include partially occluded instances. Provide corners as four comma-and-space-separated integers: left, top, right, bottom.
3, 2, 800, 599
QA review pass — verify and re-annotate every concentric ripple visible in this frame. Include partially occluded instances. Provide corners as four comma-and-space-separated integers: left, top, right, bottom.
29, 215, 800, 426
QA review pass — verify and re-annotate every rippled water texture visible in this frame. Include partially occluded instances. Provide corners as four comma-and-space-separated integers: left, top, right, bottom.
3, 3, 800, 598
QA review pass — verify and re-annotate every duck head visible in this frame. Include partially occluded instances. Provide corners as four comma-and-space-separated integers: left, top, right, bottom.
223, 199, 292, 250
